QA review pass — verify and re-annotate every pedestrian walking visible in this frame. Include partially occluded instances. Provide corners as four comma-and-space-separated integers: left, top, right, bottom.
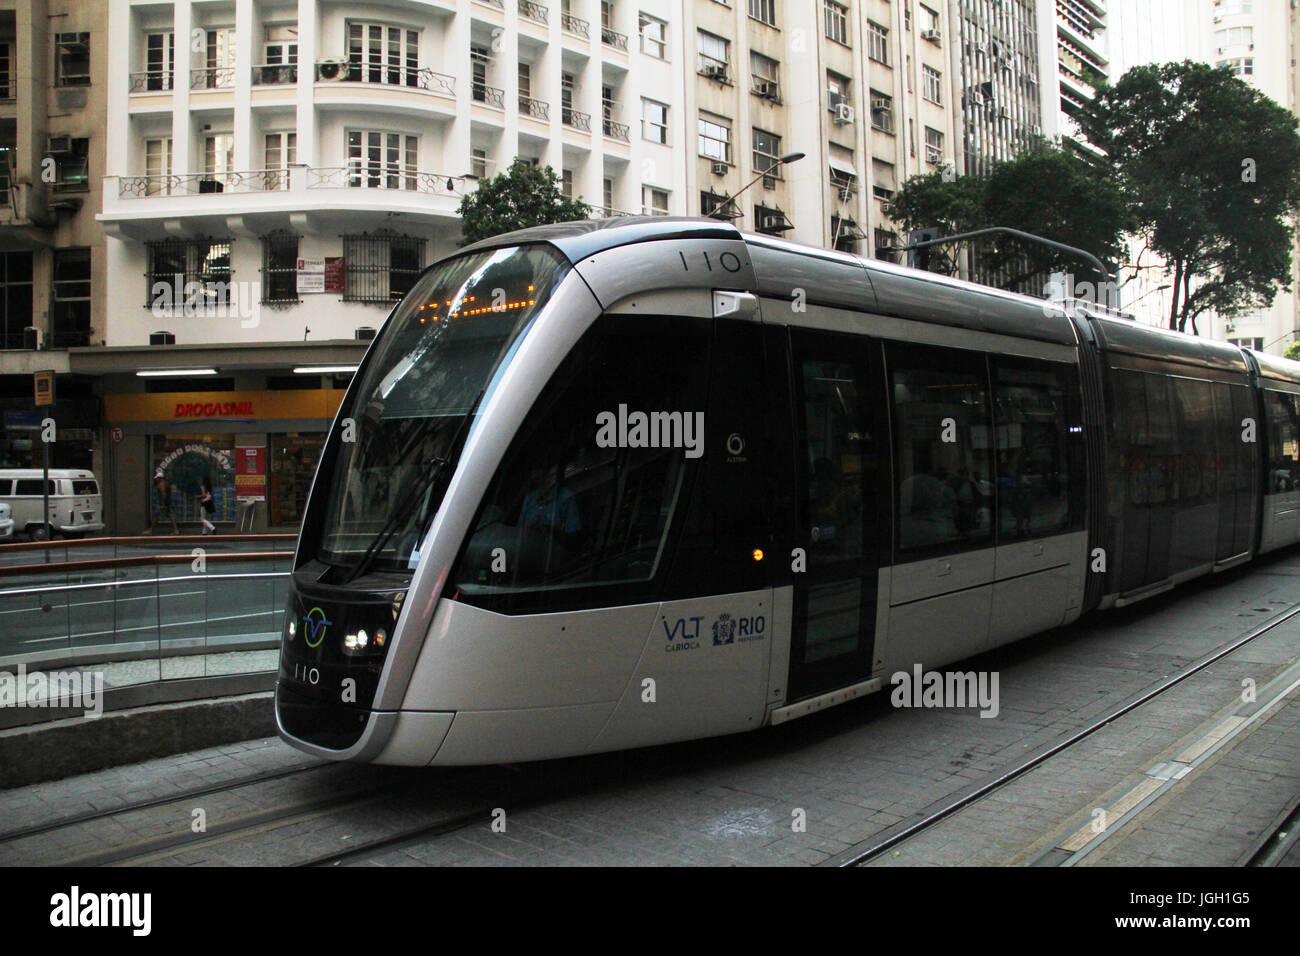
199, 481, 216, 535
146, 471, 180, 535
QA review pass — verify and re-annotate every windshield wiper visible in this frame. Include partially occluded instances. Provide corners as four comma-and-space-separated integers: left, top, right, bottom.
342, 388, 485, 585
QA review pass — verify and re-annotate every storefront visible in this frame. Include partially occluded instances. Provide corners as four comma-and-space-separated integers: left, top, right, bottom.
103, 388, 346, 535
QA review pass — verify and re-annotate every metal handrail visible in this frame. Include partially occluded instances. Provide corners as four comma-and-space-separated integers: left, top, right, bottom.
0, 550, 293, 578
2, 570, 289, 598
602, 28, 629, 51
0, 533, 297, 556
520, 0, 550, 24
191, 67, 236, 90
519, 95, 550, 119
563, 107, 591, 131
128, 70, 173, 92
603, 118, 630, 141
472, 82, 505, 107
562, 13, 590, 37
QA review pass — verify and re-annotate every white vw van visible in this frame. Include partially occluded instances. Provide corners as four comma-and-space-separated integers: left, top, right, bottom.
0, 469, 104, 540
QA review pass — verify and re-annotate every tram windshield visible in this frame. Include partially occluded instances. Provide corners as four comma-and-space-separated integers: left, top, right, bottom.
315, 244, 570, 575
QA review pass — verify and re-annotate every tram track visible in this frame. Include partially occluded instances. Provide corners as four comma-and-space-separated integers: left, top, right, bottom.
839, 599, 1300, 867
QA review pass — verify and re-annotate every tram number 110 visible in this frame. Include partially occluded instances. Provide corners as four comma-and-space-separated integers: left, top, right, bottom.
679, 250, 744, 274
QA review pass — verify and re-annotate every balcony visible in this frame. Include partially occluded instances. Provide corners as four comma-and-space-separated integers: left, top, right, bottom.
519, 95, 550, 120
562, 14, 590, 38
115, 166, 470, 200
602, 115, 630, 142
476, 0, 504, 6
520, 1, 549, 25
318, 62, 456, 98
252, 63, 298, 85
129, 71, 174, 92
191, 67, 236, 90
562, 107, 591, 132
601, 28, 628, 51
472, 82, 505, 107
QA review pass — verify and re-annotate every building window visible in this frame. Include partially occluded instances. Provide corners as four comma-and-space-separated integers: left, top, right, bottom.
55, 32, 90, 87
203, 134, 234, 177
200, 29, 237, 88
924, 125, 944, 164
144, 138, 172, 195
919, 4, 940, 35
639, 12, 667, 58
0, 252, 33, 350
873, 158, 897, 199
145, 238, 233, 310
829, 145, 856, 197
922, 65, 942, 104
51, 139, 90, 192
264, 24, 298, 66
1229, 337, 1264, 351
50, 249, 91, 347
264, 132, 297, 189
642, 185, 669, 216
750, 51, 780, 99
642, 98, 668, 143
471, 147, 488, 179
827, 70, 851, 108
1219, 57, 1254, 76
342, 232, 424, 303
145, 32, 174, 90
347, 22, 419, 86
1214, 26, 1254, 48
347, 130, 418, 189
562, 168, 575, 199
754, 204, 789, 234
870, 89, 894, 132
753, 127, 781, 176
1218, 0, 1252, 13
874, 228, 898, 262
701, 190, 733, 219
603, 177, 614, 211
261, 232, 299, 303
825, 1, 849, 45
697, 30, 730, 80
749, 0, 776, 27
698, 112, 731, 163
867, 20, 889, 63
830, 215, 861, 252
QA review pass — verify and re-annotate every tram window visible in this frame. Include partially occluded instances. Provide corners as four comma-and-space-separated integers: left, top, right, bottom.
1264, 390, 1300, 492
799, 356, 869, 564
451, 314, 710, 613
888, 343, 993, 554
991, 359, 1078, 540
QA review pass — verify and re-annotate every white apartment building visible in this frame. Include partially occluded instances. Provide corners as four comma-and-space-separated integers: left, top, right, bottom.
101, 0, 686, 349
1038, 0, 1107, 153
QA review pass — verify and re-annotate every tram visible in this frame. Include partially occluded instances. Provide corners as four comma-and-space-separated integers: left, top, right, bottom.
275, 217, 1300, 765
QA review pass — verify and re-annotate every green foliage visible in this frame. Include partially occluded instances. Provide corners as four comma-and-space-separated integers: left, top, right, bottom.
457, 158, 591, 246
1284, 341, 1300, 362
1080, 60, 1300, 332
883, 140, 1127, 285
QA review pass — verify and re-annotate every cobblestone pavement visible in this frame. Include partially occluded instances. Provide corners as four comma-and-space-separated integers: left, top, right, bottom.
3, 551, 1300, 866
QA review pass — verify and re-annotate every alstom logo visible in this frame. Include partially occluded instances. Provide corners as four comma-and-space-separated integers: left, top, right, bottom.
301, 607, 333, 647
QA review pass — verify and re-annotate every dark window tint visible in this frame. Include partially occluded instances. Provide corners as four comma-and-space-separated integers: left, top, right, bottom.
452, 314, 711, 613
72, 480, 98, 495
1264, 390, 1299, 493
992, 359, 1081, 540
889, 343, 993, 555
15, 479, 54, 495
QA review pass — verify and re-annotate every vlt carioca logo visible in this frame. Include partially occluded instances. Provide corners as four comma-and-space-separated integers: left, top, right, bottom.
301, 607, 333, 648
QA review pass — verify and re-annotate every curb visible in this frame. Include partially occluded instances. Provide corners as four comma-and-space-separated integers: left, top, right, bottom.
0, 692, 276, 790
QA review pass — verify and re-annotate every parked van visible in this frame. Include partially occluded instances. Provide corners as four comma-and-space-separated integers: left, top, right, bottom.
0, 469, 104, 540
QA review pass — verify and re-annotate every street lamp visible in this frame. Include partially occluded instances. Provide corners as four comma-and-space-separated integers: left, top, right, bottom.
709, 151, 805, 221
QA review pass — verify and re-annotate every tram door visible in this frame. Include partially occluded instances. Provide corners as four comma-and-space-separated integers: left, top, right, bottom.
786, 329, 885, 702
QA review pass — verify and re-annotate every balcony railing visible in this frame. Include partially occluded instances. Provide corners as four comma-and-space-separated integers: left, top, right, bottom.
589, 205, 632, 219
603, 117, 630, 142
129, 70, 174, 92
191, 67, 236, 90
252, 63, 298, 85
317, 63, 455, 97
601, 28, 629, 51
562, 107, 591, 132
472, 82, 505, 107
562, 14, 590, 37
0, 149, 10, 203
520, 1, 549, 24
116, 167, 470, 199
519, 95, 550, 120
476, 0, 504, 7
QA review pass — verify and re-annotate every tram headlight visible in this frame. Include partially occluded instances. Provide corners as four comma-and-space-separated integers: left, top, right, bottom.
286, 618, 296, 639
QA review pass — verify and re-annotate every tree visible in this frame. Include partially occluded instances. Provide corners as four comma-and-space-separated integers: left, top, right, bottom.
1284, 341, 1300, 362
457, 158, 591, 246
1080, 61, 1300, 333
883, 140, 1128, 290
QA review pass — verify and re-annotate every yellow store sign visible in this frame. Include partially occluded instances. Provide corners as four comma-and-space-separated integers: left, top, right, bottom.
105, 389, 348, 424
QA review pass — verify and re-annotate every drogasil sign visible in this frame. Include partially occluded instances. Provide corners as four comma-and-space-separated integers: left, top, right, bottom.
174, 401, 255, 420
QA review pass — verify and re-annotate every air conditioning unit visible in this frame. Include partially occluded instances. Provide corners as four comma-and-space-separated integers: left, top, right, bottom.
47, 135, 72, 155
837, 187, 854, 201
711, 161, 728, 175
702, 63, 727, 80
925, 146, 943, 165
317, 58, 351, 81
921, 29, 942, 42
761, 215, 782, 230
149, 331, 176, 346
354, 326, 377, 341
833, 102, 854, 125
753, 80, 778, 99
871, 96, 890, 111
762, 175, 777, 189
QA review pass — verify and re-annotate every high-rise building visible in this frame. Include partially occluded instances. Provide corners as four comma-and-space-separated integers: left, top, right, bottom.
1039, 0, 1108, 155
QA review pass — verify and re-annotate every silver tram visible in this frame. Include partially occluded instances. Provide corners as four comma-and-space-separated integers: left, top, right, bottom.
275, 217, 1300, 765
